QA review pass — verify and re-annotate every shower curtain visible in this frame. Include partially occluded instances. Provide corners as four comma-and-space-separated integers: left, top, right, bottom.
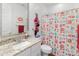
41, 8, 79, 56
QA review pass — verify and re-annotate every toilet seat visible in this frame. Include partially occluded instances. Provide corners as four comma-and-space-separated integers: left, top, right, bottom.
41, 44, 52, 54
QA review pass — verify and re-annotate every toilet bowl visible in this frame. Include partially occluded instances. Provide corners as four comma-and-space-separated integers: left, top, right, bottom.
41, 44, 52, 56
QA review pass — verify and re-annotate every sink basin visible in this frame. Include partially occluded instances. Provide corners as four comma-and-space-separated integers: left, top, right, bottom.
13, 41, 31, 49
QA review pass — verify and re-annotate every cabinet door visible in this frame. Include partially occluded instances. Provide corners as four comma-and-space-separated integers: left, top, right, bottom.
31, 42, 41, 56
16, 48, 31, 56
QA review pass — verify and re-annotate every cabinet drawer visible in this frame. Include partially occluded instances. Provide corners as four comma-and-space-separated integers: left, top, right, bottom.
32, 42, 41, 52
31, 42, 41, 56
16, 48, 31, 56
31, 51, 41, 56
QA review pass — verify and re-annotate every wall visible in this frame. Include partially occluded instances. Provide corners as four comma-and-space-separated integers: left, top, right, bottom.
50, 3, 79, 13
2, 3, 27, 36
0, 4, 2, 36
29, 3, 53, 36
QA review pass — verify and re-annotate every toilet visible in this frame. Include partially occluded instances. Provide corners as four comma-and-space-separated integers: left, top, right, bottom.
41, 44, 52, 56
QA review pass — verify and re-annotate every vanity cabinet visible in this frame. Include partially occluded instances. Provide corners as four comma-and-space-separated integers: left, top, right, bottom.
16, 42, 41, 56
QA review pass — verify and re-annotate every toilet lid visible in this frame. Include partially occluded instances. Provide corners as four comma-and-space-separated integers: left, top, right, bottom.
41, 44, 52, 51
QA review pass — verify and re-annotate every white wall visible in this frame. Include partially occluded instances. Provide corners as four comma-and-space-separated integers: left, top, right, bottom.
2, 3, 27, 36
29, 3, 52, 36
0, 4, 2, 36
50, 3, 79, 13
29, 3, 79, 36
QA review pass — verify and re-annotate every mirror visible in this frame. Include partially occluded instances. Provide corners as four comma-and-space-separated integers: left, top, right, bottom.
0, 3, 28, 38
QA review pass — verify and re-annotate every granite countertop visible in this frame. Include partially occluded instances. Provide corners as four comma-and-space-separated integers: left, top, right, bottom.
0, 37, 41, 56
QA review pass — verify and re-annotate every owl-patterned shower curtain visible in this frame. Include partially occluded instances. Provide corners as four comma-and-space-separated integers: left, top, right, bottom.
41, 8, 79, 56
